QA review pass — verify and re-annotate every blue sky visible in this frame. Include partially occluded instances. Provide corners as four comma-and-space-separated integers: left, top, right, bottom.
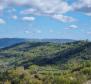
0, 0, 91, 40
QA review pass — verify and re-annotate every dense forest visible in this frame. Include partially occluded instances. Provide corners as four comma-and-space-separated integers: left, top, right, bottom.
0, 40, 91, 84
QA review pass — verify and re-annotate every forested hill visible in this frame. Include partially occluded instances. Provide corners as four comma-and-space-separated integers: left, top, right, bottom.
0, 40, 91, 84
0, 40, 91, 68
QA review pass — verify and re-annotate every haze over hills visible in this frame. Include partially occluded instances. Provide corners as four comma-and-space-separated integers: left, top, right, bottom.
0, 38, 75, 48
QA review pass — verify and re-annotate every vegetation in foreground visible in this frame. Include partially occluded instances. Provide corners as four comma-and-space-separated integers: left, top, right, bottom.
0, 40, 91, 84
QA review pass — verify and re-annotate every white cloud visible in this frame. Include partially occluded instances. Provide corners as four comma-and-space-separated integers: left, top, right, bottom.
49, 29, 54, 33
12, 15, 18, 20
87, 31, 91, 35
73, 0, 91, 15
0, 5, 4, 11
36, 30, 42, 34
85, 13, 91, 16
25, 30, 32, 34
13, 0, 71, 14
19, 0, 75, 22
7, 8, 17, 13
0, 18, 6, 24
21, 8, 76, 22
0, 0, 71, 15
29, 0, 71, 14
13, 0, 30, 5
0, 0, 77, 23
65, 25, 78, 30
20, 8, 41, 15
52, 14, 76, 22
0, 0, 8, 11
22, 16, 35, 21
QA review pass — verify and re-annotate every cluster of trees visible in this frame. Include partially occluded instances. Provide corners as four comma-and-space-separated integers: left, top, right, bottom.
0, 64, 91, 84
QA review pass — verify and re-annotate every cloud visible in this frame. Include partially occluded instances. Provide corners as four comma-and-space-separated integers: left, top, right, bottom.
19, 0, 75, 22
0, 0, 6, 9
52, 14, 76, 22
31, 0, 71, 14
0, 0, 76, 22
13, 0, 71, 14
36, 30, 42, 34
0, 5, 4, 11
25, 30, 33, 34
21, 8, 76, 22
12, 0, 30, 5
0, 0, 71, 14
49, 29, 54, 33
65, 25, 78, 30
20, 8, 41, 15
0, 18, 6, 24
12, 15, 18, 20
22, 16, 35, 21
7, 8, 17, 13
87, 31, 91, 35
73, 0, 91, 15
85, 13, 91, 16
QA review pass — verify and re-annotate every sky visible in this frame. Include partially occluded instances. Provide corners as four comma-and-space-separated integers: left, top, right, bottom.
0, 0, 91, 40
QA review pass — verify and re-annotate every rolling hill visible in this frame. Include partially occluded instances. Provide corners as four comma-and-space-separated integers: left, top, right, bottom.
0, 40, 91, 84
0, 40, 90, 68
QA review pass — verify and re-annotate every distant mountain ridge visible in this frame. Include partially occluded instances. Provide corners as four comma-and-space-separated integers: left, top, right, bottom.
0, 38, 27, 48
0, 38, 75, 48
29, 39, 75, 43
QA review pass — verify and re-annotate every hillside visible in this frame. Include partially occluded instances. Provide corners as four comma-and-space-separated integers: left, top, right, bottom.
0, 40, 91, 84
0, 41, 90, 68
0, 41, 90, 66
